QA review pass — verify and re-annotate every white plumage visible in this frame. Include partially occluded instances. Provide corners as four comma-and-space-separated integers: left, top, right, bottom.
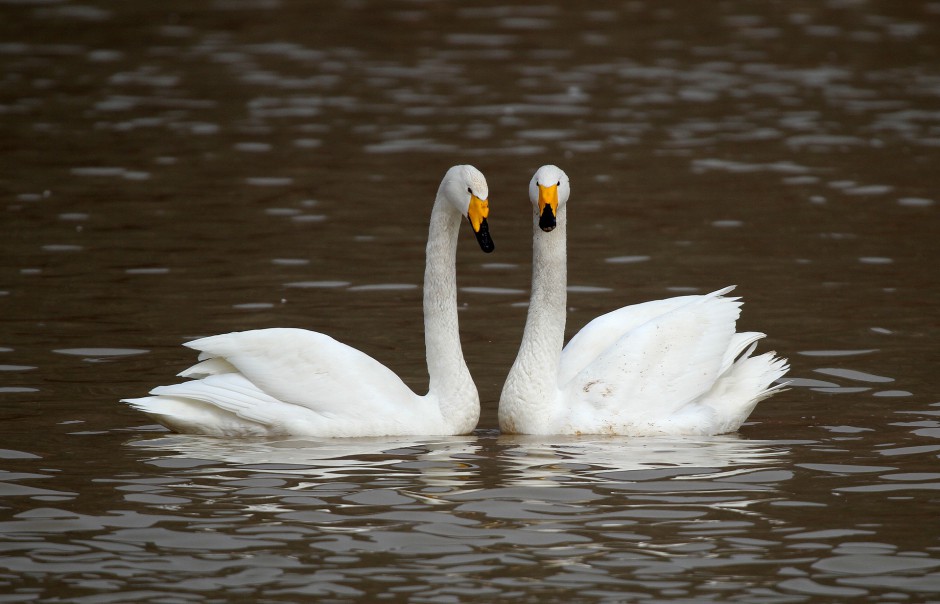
498, 165, 788, 436
125, 165, 495, 437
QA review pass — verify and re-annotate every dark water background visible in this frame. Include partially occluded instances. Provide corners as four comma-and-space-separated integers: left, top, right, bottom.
1, 0, 939, 601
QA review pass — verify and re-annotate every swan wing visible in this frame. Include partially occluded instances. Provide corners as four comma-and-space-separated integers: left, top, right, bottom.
182, 328, 430, 426
559, 287, 736, 385
562, 290, 742, 425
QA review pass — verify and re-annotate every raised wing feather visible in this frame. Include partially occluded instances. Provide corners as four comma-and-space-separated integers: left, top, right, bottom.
559, 287, 736, 386
562, 292, 741, 424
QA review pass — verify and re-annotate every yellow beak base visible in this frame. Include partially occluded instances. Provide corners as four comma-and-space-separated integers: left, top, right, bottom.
468, 195, 489, 233
537, 184, 558, 232
467, 194, 494, 253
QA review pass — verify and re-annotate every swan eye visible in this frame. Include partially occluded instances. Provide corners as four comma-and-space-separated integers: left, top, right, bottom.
556, 181, 561, 187
467, 187, 473, 195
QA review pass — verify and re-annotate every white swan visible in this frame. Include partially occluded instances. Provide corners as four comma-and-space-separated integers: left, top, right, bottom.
124, 165, 495, 437
498, 165, 788, 436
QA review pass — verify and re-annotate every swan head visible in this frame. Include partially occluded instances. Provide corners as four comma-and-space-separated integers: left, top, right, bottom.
529, 165, 570, 232
440, 165, 494, 253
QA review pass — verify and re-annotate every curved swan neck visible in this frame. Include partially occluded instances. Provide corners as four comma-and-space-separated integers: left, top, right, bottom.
423, 199, 477, 428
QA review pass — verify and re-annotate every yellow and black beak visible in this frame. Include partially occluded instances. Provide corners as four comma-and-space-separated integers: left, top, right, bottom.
467, 194, 494, 253
537, 183, 558, 232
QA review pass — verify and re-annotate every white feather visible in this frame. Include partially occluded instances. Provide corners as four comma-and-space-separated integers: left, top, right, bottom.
499, 165, 789, 436
124, 165, 492, 437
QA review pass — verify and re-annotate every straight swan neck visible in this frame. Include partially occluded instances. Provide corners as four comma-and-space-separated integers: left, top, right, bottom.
499, 206, 568, 432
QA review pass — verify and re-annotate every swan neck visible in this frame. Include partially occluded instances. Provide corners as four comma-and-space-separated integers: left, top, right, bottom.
521, 207, 568, 372
500, 207, 568, 430
423, 199, 477, 430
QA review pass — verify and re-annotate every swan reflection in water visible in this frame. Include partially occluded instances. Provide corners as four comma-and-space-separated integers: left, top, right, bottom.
128, 434, 483, 488
495, 433, 794, 487
127, 431, 795, 491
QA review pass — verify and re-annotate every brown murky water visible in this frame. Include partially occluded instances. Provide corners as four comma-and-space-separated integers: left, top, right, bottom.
2, 0, 939, 601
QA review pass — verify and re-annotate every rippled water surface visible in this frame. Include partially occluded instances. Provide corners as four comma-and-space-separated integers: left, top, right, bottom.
2, 0, 939, 601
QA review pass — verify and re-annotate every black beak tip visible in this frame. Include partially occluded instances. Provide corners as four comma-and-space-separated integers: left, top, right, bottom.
472, 217, 495, 253
539, 205, 557, 232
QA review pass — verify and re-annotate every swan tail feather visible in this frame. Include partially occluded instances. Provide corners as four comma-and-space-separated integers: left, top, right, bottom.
149, 374, 309, 432
700, 350, 790, 434
718, 332, 765, 375
122, 394, 271, 437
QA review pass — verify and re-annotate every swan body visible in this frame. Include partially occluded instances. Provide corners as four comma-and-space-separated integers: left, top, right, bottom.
125, 165, 495, 437
498, 165, 788, 436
